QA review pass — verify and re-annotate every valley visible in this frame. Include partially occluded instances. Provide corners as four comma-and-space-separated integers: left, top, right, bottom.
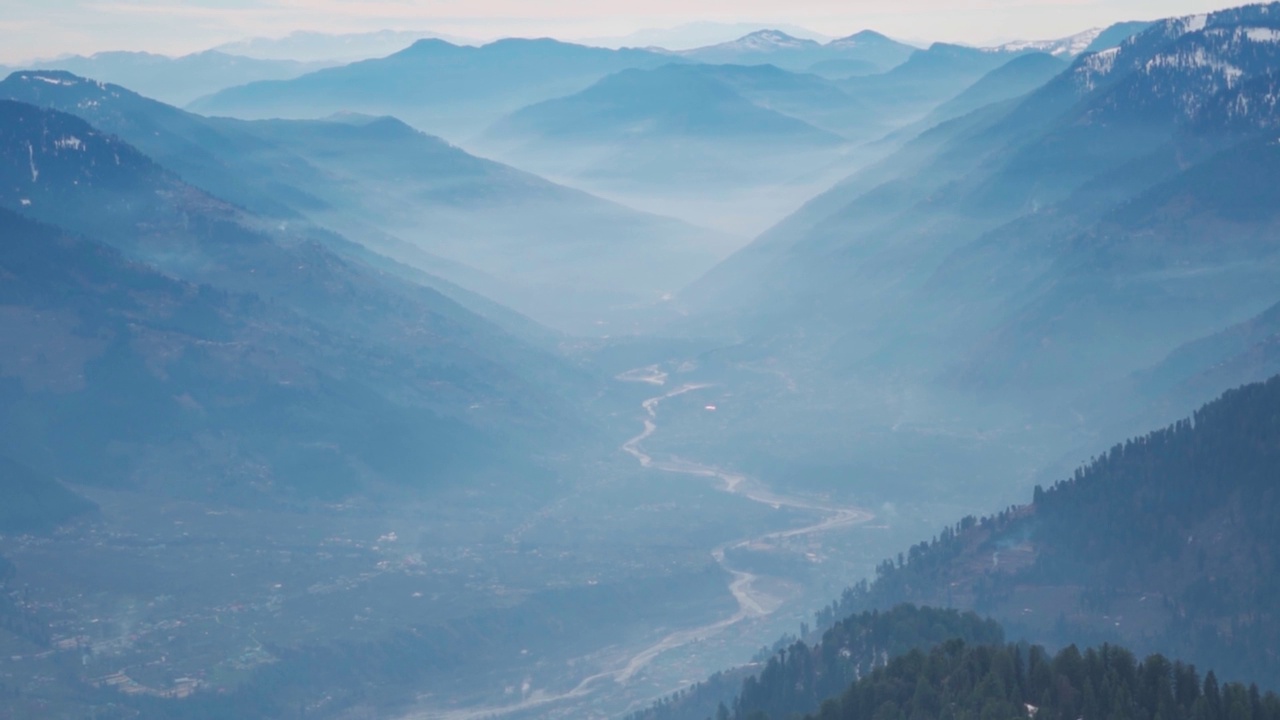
400, 366, 885, 720
3, 4, 1280, 719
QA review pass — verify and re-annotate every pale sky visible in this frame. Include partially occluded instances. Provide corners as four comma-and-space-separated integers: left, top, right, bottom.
0, 0, 1254, 63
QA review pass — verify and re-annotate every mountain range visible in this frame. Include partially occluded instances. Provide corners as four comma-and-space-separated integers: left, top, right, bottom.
0, 71, 728, 332
215, 29, 476, 62
5, 4, 1280, 720
188, 38, 686, 140
684, 5, 1280, 422
677, 29, 916, 75
9, 51, 332, 106
0, 97, 583, 500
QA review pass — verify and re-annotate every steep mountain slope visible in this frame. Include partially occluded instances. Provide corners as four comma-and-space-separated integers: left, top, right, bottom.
1084, 20, 1157, 53
916, 52, 1069, 128
21, 51, 330, 105
629, 606, 1004, 720
0, 72, 727, 332
1133, 300, 1280, 415
188, 38, 681, 140
951, 131, 1280, 398
821, 376, 1280, 685
684, 4, 1280, 411
0, 101, 583, 496
835, 43, 1034, 121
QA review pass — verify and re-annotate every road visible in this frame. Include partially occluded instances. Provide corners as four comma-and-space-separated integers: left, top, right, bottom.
405, 370, 872, 720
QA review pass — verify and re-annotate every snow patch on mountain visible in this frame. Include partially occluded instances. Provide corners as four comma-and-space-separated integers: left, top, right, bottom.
1145, 47, 1245, 87
1074, 47, 1121, 91
720, 30, 818, 52
53, 136, 85, 151
1245, 27, 1280, 42
994, 28, 1104, 57
31, 75, 78, 87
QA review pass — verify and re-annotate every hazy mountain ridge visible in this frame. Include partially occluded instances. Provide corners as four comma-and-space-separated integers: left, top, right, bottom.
0, 99, 583, 497
14, 50, 332, 106
682, 3, 1280, 414
215, 29, 475, 62
1133, 300, 1280, 413
0, 70, 728, 332
188, 38, 685, 140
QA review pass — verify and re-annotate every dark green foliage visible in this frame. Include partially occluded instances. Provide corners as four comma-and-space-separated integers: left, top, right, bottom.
629, 605, 1003, 720
803, 641, 1280, 720
818, 376, 1280, 684
0, 456, 95, 534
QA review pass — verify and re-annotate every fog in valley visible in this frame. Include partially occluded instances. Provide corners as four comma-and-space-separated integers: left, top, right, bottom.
2, 4, 1280, 720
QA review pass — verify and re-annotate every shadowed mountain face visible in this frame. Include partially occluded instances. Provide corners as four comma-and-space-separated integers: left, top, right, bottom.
683, 4, 1280, 418
187, 38, 683, 140
0, 99, 586, 498
0, 71, 731, 333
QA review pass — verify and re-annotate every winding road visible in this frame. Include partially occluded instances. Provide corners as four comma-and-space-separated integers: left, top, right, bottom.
409, 367, 872, 720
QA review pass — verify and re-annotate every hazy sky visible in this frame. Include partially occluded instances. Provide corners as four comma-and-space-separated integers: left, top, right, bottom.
0, 0, 1252, 63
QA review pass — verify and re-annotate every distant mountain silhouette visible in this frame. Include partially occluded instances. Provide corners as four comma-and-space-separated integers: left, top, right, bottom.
14, 50, 331, 106
680, 29, 915, 73
189, 38, 683, 140
0, 71, 729, 332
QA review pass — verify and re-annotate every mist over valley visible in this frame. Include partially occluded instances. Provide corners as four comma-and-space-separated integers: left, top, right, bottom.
2, 5, 1280, 719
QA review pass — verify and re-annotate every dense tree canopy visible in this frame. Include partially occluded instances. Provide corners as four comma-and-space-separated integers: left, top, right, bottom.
815, 377, 1280, 683
807, 640, 1280, 720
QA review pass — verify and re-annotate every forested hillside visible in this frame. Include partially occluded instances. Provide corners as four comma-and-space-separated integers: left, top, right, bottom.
631, 605, 1003, 720
816, 376, 1280, 684
806, 640, 1279, 720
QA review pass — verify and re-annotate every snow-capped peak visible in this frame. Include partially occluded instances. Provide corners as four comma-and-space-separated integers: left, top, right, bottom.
991, 27, 1104, 57
722, 30, 818, 52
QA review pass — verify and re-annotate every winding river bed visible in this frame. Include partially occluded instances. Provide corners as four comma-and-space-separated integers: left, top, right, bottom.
412, 368, 872, 720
